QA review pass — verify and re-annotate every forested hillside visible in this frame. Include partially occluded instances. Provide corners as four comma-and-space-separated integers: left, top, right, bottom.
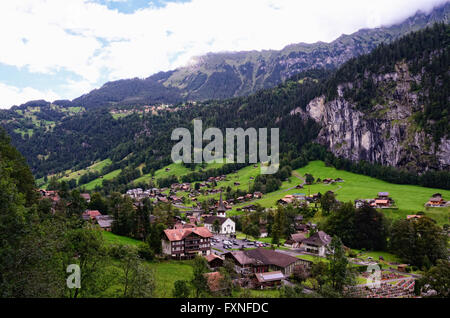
1, 24, 449, 193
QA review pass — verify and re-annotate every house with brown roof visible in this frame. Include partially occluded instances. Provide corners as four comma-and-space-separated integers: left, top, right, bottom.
301, 231, 332, 257
425, 195, 446, 207
285, 232, 306, 248
162, 227, 213, 259
205, 253, 224, 269
224, 248, 311, 276
95, 215, 113, 231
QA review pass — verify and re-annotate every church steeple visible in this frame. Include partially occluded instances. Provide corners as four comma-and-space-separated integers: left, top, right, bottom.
217, 191, 226, 216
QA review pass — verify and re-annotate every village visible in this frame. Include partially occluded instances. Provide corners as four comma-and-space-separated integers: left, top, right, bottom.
37, 165, 449, 298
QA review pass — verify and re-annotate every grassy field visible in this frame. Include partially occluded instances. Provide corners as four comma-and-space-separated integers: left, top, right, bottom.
295, 161, 450, 225
141, 160, 449, 226
39, 158, 113, 189
82, 168, 122, 191
101, 231, 142, 246
132, 161, 226, 186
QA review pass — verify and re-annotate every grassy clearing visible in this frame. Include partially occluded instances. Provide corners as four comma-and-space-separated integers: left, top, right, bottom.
82, 169, 122, 191
295, 161, 450, 225
101, 231, 142, 246
132, 161, 226, 186
149, 260, 194, 298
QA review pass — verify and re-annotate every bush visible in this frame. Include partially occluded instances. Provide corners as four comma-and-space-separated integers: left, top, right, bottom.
138, 243, 155, 261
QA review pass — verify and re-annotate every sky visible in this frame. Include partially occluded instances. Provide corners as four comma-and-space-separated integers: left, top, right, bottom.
0, 0, 447, 109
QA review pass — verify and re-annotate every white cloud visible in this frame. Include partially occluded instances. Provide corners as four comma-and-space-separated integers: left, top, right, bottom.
0, 83, 60, 109
0, 0, 447, 107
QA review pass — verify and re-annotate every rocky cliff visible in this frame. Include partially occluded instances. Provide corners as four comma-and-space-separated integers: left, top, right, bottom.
298, 61, 450, 172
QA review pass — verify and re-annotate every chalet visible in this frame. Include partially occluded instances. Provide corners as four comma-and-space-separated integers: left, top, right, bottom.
254, 271, 285, 288
95, 215, 113, 231
39, 189, 60, 204
82, 210, 102, 221
169, 195, 183, 203
374, 199, 390, 208
355, 199, 375, 209
323, 178, 334, 184
237, 196, 245, 202
406, 215, 423, 220
157, 196, 169, 203
224, 248, 311, 276
295, 184, 303, 189
242, 204, 257, 212
162, 227, 213, 259
285, 232, 306, 248
205, 253, 224, 269
425, 195, 446, 207
293, 193, 307, 201
203, 216, 235, 235
245, 193, 253, 200
301, 231, 332, 257
278, 195, 295, 205
234, 182, 241, 186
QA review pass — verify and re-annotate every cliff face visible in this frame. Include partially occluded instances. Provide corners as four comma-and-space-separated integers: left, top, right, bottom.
301, 62, 450, 172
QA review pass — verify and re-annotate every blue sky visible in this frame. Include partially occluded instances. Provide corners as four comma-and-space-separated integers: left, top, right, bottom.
0, 0, 447, 108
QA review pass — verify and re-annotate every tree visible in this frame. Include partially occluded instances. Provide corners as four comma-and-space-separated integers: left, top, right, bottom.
323, 201, 356, 247
310, 261, 327, 291
280, 284, 306, 298
421, 259, 450, 297
62, 227, 107, 298
212, 219, 221, 234
292, 265, 310, 284
148, 223, 165, 255
173, 280, 191, 298
305, 174, 314, 185
354, 203, 388, 250
89, 192, 108, 214
326, 236, 354, 294
191, 256, 210, 297
390, 217, 447, 268
115, 245, 156, 298
320, 191, 337, 216
217, 267, 233, 296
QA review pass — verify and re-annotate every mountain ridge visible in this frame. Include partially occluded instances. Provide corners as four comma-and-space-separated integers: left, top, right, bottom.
8, 2, 449, 110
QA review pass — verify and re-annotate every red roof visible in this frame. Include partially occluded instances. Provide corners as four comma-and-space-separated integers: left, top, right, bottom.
164, 226, 213, 241
83, 210, 101, 219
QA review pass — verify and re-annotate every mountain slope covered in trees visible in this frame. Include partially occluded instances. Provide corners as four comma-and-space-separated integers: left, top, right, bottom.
1, 24, 449, 193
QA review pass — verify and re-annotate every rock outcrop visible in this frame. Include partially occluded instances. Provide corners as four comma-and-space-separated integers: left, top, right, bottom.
302, 62, 450, 172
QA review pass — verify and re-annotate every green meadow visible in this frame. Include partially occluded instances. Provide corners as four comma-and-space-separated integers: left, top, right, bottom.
82, 168, 122, 191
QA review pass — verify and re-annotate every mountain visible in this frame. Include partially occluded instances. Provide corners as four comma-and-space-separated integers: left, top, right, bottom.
3, 23, 448, 194
70, 2, 450, 108
294, 23, 450, 172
